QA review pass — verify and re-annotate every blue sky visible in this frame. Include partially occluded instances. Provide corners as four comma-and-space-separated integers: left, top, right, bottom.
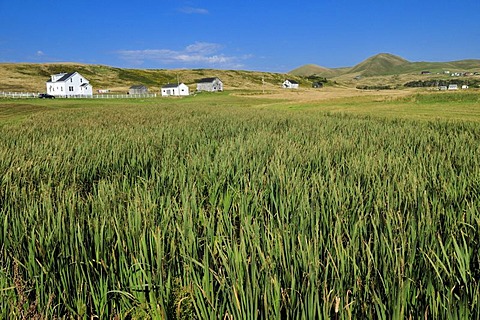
1, 0, 479, 72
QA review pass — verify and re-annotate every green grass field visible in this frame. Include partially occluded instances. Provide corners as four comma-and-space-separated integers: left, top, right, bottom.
1, 91, 479, 319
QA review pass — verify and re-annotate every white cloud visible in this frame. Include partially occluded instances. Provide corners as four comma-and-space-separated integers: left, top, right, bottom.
179, 6, 209, 14
36, 50, 45, 56
186, 42, 221, 55
116, 42, 250, 69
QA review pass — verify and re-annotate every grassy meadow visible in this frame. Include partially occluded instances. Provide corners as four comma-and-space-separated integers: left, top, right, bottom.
1, 91, 480, 319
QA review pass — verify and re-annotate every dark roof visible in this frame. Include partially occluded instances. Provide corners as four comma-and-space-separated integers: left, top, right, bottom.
286, 79, 298, 84
47, 72, 75, 83
129, 85, 147, 89
162, 83, 180, 88
80, 83, 90, 87
197, 77, 220, 83
57, 73, 75, 82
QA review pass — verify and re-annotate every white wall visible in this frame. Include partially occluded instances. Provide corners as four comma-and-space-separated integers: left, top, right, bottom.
162, 83, 190, 96
46, 72, 93, 96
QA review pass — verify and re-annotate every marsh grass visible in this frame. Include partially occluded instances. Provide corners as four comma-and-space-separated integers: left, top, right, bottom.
1, 95, 479, 318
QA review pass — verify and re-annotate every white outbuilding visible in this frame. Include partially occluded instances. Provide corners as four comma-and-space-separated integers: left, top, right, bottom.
161, 83, 190, 96
46, 72, 93, 97
283, 79, 299, 89
196, 77, 223, 92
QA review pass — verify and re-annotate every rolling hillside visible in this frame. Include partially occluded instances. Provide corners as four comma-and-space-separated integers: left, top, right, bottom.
2, 54, 480, 94
0, 63, 302, 93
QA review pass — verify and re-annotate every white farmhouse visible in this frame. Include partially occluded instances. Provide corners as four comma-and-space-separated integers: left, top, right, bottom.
46, 72, 93, 97
161, 83, 190, 96
283, 79, 299, 89
448, 84, 458, 90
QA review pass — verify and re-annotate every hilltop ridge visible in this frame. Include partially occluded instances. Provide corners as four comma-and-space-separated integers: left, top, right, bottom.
348, 53, 409, 76
289, 53, 480, 78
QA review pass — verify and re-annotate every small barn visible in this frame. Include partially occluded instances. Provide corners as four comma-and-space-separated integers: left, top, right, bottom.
129, 85, 148, 94
162, 83, 190, 96
283, 79, 299, 89
196, 77, 223, 92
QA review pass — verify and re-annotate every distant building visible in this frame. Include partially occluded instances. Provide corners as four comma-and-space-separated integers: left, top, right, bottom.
283, 79, 299, 89
196, 77, 223, 92
439, 86, 448, 91
46, 72, 93, 97
448, 84, 458, 90
462, 85, 469, 89
129, 85, 148, 94
312, 82, 323, 88
421, 71, 431, 75
161, 83, 190, 96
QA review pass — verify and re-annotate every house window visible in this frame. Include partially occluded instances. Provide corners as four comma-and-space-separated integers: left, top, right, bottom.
80, 79, 83, 83
69, 86, 74, 92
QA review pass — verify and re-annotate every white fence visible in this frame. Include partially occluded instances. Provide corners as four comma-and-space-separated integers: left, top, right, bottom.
0, 92, 158, 99
0, 92, 39, 98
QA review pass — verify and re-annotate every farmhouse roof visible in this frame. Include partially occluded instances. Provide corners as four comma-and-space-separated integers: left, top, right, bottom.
47, 72, 76, 83
197, 77, 220, 83
162, 83, 181, 88
129, 85, 147, 89
286, 79, 298, 84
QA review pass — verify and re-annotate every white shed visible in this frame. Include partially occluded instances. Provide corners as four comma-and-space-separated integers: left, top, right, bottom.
46, 72, 93, 97
196, 77, 223, 92
283, 79, 299, 89
129, 85, 148, 94
448, 84, 458, 90
162, 83, 190, 96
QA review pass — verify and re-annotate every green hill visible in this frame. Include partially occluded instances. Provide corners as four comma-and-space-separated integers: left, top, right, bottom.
288, 64, 343, 78
290, 53, 480, 79
348, 53, 409, 76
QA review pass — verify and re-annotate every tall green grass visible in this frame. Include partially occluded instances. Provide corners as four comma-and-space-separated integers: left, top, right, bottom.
1, 99, 479, 318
